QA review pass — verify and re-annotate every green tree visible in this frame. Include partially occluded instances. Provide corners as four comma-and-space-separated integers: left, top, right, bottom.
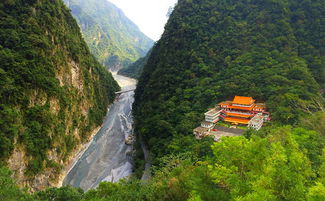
0, 168, 34, 201
210, 127, 315, 200
34, 186, 83, 201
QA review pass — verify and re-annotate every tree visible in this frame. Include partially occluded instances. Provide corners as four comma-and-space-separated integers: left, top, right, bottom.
210, 127, 315, 200
0, 168, 34, 201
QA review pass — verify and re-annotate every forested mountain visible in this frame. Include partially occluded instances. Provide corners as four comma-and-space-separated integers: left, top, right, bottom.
134, 0, 325, 159
117, 49, 152, 79
1, 0, 325, 200
0, 0, 119, 191
128, 0, 324, 199
64, 0, 154, 71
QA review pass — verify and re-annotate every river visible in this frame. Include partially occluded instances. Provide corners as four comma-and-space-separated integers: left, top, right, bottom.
63, 74, 137, 191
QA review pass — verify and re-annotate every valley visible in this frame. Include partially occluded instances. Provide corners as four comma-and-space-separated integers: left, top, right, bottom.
63, 0, 154, 71
63, 74, 136, 191
0, 0, 324, 200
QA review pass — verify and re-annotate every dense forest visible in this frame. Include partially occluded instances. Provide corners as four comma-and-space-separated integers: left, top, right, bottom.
0, 0, 119, 190
0, 0, 325, 200
63, 0, 154, 71
134, 0, 325, 162
1, 124, 325, 200
130, 0, 324, 199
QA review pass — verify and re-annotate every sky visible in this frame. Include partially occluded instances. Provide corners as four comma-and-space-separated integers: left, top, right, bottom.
109, 0, 178, 41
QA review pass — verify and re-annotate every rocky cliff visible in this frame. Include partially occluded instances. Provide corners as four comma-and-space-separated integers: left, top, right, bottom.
0, 0, 119, 191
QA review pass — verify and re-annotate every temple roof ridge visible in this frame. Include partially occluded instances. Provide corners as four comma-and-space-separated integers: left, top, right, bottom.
232, 96, 255, 105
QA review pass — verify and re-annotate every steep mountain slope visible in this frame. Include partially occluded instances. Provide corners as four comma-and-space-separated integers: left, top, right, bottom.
288, 0, 325, 90
118, 49, 152, 79
134, 0, 324, 161
64, 0, 154, 71
0, 0, 324, 200
0, 0, 119, 190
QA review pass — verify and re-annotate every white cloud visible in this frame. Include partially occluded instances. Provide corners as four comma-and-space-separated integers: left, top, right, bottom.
108, 0, 178, 41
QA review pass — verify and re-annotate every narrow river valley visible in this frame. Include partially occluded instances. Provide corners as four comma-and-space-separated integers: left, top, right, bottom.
63, 74, 137, 191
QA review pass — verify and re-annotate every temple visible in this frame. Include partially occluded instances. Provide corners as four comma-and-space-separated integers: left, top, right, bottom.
219, 96, 269, 129
193, 96, 270, 140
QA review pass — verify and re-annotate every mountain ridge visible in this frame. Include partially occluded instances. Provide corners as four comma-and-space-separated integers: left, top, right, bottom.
0, 0, 119, 191
0, 0, 325, 200
134, 0, 324, 162
64, 0, 154, 71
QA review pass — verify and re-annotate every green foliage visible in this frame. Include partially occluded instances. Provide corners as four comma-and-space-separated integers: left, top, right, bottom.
0, 105, 19, 162
307, 182, 325, 201
118, 49, 152, 79
0, 0, 324, 200
80, 153, 227, 201
300, 112, 325, 136
133, 0, 325, 168
83, 180, 151, 201
210, 127, 316, 200
0, 0, 119, 176
0, 126, 323, 201
64, 0, 154, 70
293, 127, 325, 170
0, 167, 34, 201
34, 186, 83, 201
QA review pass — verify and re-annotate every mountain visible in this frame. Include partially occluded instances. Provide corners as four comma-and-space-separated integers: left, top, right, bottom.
134, 0, 324, 160
64, 0, 154, 71
0, 0, 119, 191
117, 49, 152, 79
1, 0, 325, 200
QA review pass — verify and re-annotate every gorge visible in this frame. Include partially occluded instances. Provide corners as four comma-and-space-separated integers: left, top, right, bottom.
63, 74, 136, 191
0, 0, 324, 200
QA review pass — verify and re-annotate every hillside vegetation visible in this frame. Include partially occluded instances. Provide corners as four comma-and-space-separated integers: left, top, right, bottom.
118, 49, 152, 79
0, 0, 119, 190
1, 123, 325, 200
0, 0, 324, 200
64, 0, 154, 71
134, 0, 325, 161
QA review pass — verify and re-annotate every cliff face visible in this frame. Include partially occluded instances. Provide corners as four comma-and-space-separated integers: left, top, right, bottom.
63, 0, 154, 71
0, 0, 119, 191
133, 0, 324, 161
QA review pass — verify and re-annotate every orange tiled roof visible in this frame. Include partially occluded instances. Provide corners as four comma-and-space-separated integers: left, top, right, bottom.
219, 101, 232, 106
224, 117, 250, 124
228, 104, 255, 111
224, 111, 253, 118
232, 96, 255, 105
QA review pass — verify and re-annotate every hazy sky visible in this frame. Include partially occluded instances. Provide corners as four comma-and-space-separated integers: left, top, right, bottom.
109, 0, 178, 41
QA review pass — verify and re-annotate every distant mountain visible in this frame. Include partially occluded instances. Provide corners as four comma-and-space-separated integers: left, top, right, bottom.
118, 49, 152, 79
0, 0, 119, 191
64, 0, 154, 71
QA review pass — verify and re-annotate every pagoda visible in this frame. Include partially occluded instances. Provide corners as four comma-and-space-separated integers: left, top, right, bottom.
218, 96, 269, 129
194, 96, 270, 140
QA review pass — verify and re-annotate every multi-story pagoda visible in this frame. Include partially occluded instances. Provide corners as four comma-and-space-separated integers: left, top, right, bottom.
194, 96, 270, 139
218, 96, 269, 129
193, 96, 270, 141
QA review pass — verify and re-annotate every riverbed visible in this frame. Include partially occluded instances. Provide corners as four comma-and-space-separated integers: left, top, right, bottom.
62, 74, 137, 191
